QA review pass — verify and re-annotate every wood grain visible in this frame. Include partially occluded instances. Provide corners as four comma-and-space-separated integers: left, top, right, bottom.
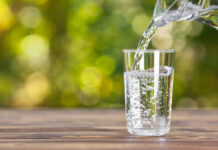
0, 109, 217, 150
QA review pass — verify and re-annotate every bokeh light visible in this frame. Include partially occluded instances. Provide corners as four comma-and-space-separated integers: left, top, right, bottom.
13, 72, 50, 108
19, 34, 50, 68
18, 6, 42, 28
95, 55, 116, 76
152, 23, 174, 49
0, 1, 13, 32
132, 14, 150, 35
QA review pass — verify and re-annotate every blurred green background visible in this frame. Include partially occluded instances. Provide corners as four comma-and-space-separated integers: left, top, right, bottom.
0, 0, 217, 108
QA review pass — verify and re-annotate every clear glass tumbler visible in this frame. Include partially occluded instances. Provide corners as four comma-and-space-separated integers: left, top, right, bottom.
123, 49, 175, 136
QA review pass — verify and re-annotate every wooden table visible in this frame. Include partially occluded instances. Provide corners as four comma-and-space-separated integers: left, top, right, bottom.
0, 109, 217, 150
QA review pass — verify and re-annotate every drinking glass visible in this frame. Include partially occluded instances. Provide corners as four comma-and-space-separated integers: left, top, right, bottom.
123, 49, 175, 136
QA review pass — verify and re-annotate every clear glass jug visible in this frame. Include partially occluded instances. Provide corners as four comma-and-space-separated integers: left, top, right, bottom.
153, 0, 218, 29
133, 0, 217, 69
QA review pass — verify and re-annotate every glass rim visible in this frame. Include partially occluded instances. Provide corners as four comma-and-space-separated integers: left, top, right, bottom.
122, 49, 175, 53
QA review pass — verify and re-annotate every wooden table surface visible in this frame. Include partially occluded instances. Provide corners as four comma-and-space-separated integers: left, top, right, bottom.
0, 109, 218, 150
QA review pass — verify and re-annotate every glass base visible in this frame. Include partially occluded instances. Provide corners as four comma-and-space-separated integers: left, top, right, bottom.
127, 127, 170, 136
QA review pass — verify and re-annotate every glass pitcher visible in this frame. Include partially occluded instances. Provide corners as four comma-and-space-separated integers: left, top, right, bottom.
153, 0, 218, 29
